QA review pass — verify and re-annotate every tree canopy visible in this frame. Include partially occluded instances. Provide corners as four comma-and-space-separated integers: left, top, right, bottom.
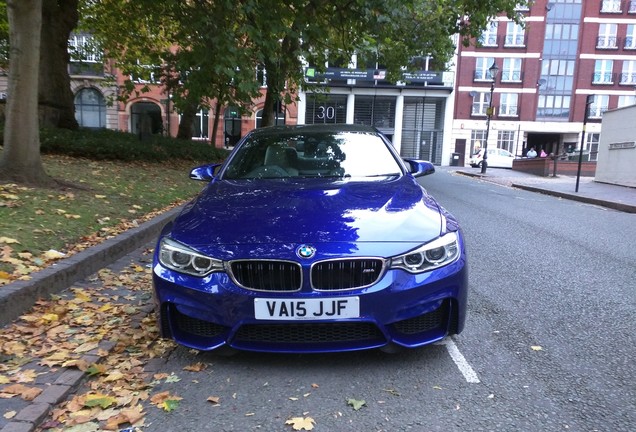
82, 0, 526, 134
0, 0, 527, 185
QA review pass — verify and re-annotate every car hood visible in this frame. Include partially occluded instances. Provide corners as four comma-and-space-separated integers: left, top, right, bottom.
169, 176, 443, 248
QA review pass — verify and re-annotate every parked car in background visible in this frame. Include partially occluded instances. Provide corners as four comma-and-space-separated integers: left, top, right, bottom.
152, 124, 468, 354
470, 148, 515, 169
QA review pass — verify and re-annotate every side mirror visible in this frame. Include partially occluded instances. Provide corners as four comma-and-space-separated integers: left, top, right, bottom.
189, 163, 221, 182
404, 159, 435, 178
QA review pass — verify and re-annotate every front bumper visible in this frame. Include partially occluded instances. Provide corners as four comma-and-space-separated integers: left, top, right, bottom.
152, 255, 468, 353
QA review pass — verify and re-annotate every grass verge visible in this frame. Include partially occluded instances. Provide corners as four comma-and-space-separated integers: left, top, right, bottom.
0, 153, 219, 285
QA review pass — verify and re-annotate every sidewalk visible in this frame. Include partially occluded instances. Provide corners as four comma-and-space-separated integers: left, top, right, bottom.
448, 166, 636, 214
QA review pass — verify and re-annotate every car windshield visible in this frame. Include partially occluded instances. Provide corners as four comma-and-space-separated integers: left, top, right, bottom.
222, 130, 404, 179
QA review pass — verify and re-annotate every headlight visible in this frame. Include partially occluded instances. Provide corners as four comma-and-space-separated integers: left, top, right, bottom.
389, 232, 460, 273
158, 237, 224, 277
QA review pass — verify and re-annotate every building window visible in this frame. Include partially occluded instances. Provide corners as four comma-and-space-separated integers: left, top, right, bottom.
600, 0, 622, 13
618, 95, 636, 107
501, 58, 522, 82
620, 60, 636, 84
589, 95, 609, 118
543, 23, 579, 57
505, 22, 525, 47
256, 64, 267, 87
474, 57, 495, 80
593, 60, 614, 84
471, 130, 487, 155
256, 102, 286, 128
74, 88, 106, 128
354, 96, 396, 129
497, 130, 515, 153
537, 94, 571, 119
68, 34, 103, 76
471, 92, 490, 116
69, 34, 100, 63
597, 24, 618, 49
586, 133, 600, 162
192, 109, 209, 139
629, 0, 636, 13
304, 94, 347, 124
625, 25, 636, 49
499, 93, 519, 117
130, 61, 161, 84
479, 22, 499, 47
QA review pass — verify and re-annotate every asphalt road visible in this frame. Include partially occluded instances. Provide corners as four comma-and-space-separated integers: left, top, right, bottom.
100, 169, 636, 431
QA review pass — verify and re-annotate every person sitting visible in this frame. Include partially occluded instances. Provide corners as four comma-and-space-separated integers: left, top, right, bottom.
526, 147, 537, 158
540, 149, 547, 158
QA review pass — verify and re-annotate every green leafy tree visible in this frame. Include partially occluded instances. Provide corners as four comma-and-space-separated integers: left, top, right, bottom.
81, 0, 262, 143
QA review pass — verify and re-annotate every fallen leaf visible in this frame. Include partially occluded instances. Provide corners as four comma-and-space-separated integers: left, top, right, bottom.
531, 345, 543, 351
285, 416, 316, 431
43, 249, 65, 261
3, 411, 16, 419
0, 237, 20, 244
207, 396, 220, 404
164, 374, 181, 383
84, 393, 117, 409
346, 398, 366, 410
74, 341, 99, 353
183, 362, 207, 372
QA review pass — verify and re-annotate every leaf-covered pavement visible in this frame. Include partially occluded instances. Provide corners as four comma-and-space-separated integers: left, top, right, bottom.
0, 248, 176, 431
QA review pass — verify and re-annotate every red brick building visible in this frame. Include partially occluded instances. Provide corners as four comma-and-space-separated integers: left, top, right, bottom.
450, 0, 636, 166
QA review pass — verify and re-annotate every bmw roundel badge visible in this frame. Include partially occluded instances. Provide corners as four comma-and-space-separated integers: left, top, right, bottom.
297, 245, 316, 259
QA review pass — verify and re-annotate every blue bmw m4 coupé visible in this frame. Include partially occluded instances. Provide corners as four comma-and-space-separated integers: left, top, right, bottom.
152, 124, 467, 354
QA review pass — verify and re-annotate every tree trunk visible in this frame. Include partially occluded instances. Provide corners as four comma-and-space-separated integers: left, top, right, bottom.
177, 102, 197, 140
261, 88, 277, 127
39, 0, 79, 130
211, 99, 222, 147
0, 0, 51, 187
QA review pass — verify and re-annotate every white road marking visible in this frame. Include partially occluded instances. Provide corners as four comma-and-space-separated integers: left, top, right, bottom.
435, 338, 480, 384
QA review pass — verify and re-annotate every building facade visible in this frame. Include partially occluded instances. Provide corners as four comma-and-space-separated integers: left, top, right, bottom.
451, 0, 636, 167
296, 63, 456, 165
4, 1, 635, 166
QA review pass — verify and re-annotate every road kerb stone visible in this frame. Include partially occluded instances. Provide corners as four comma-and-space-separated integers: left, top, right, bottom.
33, 385, 72, 405
14, 403, 50, 425
0, 421, 35, 432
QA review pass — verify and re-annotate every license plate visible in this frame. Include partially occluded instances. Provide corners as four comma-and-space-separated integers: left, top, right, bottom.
254, 297, 360, 320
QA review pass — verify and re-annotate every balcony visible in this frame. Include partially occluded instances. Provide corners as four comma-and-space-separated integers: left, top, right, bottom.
592, 72, 615, 84
499, 106, 519, 117
619, 72, 636, 85
500, 70, 523, 83
478, 35, 499, 48
504, 34, 526, 48
600, 0, 622, 13
596, 36, 618, 49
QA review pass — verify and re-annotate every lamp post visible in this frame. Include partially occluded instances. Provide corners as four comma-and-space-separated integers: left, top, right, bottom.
481, 60, 500, 174
575, 95, 594, 192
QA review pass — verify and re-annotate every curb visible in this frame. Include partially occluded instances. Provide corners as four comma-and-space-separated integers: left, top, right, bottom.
0, 304, 155, 432
0, 206, 181, 327
454, 170, 636, 214
511, 183, 636, 214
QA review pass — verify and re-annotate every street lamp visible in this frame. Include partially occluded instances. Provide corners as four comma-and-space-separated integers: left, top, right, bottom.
481, 60, 500, 174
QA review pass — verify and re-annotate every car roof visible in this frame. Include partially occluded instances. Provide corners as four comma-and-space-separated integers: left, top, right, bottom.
247, 124, 380, 138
